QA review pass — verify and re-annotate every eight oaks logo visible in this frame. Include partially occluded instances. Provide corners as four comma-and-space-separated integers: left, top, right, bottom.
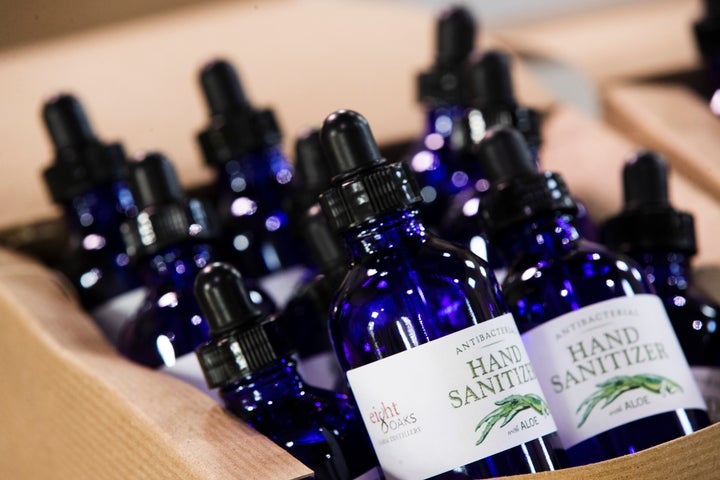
367, 401, 420, 444
475, 394, 550, 445
576, 374, 683, 427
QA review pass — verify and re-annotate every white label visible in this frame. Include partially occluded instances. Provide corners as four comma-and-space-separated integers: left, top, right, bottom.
91, 287, 147, 345
347, 314, 556, 480
692, 366, 720, 424
522, 294, 707, 448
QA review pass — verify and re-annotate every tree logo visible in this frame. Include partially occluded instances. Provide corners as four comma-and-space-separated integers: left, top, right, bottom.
576, 374, 683, 428
475, 394, 550, 445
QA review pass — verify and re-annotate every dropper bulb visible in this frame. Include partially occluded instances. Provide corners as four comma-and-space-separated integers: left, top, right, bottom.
623, 151, 670, 210
436, 6, 476, 65
477, 127, 536, 184
130, 152, 186, 209
200, 59, 249, 116
321, 110, 384, 181
43, 94, 96, 150
194, 262, 262, 336
469, 50, 515, 108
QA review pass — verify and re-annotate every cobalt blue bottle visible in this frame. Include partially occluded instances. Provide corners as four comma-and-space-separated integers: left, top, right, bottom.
281, 202, 347, 392
602, 151, 720, 423
476, 128, 709, 466
197, 59, 303, 296
320, 110, 561, 480
41, 94, 142, 341
408, 6, 476, 230
117, 153, 274, 369
194, 262, 382, 480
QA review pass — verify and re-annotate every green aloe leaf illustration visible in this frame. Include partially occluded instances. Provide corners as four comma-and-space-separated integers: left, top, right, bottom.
474, 394, 550, 445
576, 374, 683, 428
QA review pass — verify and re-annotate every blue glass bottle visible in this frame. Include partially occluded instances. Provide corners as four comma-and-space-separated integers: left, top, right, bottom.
408, 6, 476, 230
117, 153, 275, 370
602, 151, 720, 423
197, 59, 302, 292
319, 111, 562, 479
281, 202, 347, 392
476, 128, 709, 466
194, 262, 382, 480
41, 94, 142, 339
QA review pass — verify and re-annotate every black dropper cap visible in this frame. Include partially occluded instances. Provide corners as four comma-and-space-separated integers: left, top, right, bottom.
695, 0, 720, 61
194, 262, 292, 388
477, 127, 577, 236
197, 59, 282, 166
293, 129, 332, 209
121, 152, 217, 259
417, 6, 477, 106
319, 110, 423, 232
463, 50, 542, 152
42, 94, 128, 203
602, 151, 696, 254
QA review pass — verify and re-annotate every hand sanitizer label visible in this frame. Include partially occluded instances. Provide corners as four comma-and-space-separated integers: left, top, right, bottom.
522, 294, 707, 448
347, 313, 557, 480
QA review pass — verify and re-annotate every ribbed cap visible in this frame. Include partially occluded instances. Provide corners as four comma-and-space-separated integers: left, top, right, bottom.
42, 94, 128, 202
319, 110, 422, 232
121, 153, 217, 259
194, 262, 291, 388
417, 6, 477, 106
602, 151, 696, 254
478, 127, 577, 236
197, 59, 282, 166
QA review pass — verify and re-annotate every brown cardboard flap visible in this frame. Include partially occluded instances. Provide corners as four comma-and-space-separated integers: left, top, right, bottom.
542, 104, 720, 267
0, 0, 552, 231
0, 248, 719, 477
496, 0, 701, 83
0, 248, 312, 479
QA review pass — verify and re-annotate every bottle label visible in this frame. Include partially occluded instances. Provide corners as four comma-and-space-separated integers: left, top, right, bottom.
91, 287, 146, 345
346, 313, 556, 480
522, 294, 707, 449
692, 366, 720, 423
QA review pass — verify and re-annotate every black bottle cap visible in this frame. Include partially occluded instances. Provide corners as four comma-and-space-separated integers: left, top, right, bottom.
197, 59, 282, 166
121, 152, 217, 259
417, 6, 476, 106
293, 128, 332, 208
477, 127, 577, 236
463, 50, 542, 151
42, 94, 128, 203
319, 110, 423, 232
194, 262, 292, 388
602, 151, 696, 254
695, 0, 720, 58
468, 50, 515, 110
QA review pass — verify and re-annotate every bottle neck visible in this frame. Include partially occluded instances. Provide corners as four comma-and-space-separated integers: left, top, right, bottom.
494, 213, 581, 266
218, 145, 293, 191
220, 358, 304, 412
62, 181, 135, 234
424, 105, 464, 139
630, 251, 694, 292
138, 242, 214, 292
344, 210, 427, 261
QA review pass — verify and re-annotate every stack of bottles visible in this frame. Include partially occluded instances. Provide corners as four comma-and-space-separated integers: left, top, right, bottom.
30, 5, 720, 480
